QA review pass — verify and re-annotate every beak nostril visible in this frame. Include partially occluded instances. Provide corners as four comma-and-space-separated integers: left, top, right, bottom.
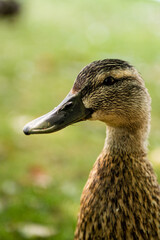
61, 101, 74, 111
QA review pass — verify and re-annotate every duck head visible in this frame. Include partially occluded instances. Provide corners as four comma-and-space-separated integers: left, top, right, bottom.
23, 59, 150, 135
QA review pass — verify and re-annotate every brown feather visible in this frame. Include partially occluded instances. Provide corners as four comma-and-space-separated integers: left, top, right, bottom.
73, 59, 160, 239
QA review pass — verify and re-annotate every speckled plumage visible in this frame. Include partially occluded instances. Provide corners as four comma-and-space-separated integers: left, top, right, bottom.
23, 59, 160, 239
75, 151, 160, 240
73, 59, 160, 239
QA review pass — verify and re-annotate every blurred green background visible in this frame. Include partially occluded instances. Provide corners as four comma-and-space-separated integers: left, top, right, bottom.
0, 0, 160, 239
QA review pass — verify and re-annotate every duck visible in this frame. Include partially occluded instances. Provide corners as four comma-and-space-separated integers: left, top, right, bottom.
23, 59, 160, 240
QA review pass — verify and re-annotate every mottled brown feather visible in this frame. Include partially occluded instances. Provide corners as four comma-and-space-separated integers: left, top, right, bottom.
72, 59, 160, 240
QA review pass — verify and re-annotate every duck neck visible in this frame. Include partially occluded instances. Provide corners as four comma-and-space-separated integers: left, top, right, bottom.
104, 125, 149, 157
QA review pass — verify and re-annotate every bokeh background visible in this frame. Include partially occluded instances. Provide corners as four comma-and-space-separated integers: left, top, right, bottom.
0, 0, 160, 239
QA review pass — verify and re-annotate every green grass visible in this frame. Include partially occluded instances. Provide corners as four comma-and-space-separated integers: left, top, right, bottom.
0, 0, 160, 239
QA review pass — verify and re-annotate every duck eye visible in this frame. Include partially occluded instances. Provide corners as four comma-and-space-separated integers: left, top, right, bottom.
103, 76, 115, 86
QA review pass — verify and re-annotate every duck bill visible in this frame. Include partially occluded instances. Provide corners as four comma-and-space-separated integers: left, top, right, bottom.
23, 92, 93, 135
